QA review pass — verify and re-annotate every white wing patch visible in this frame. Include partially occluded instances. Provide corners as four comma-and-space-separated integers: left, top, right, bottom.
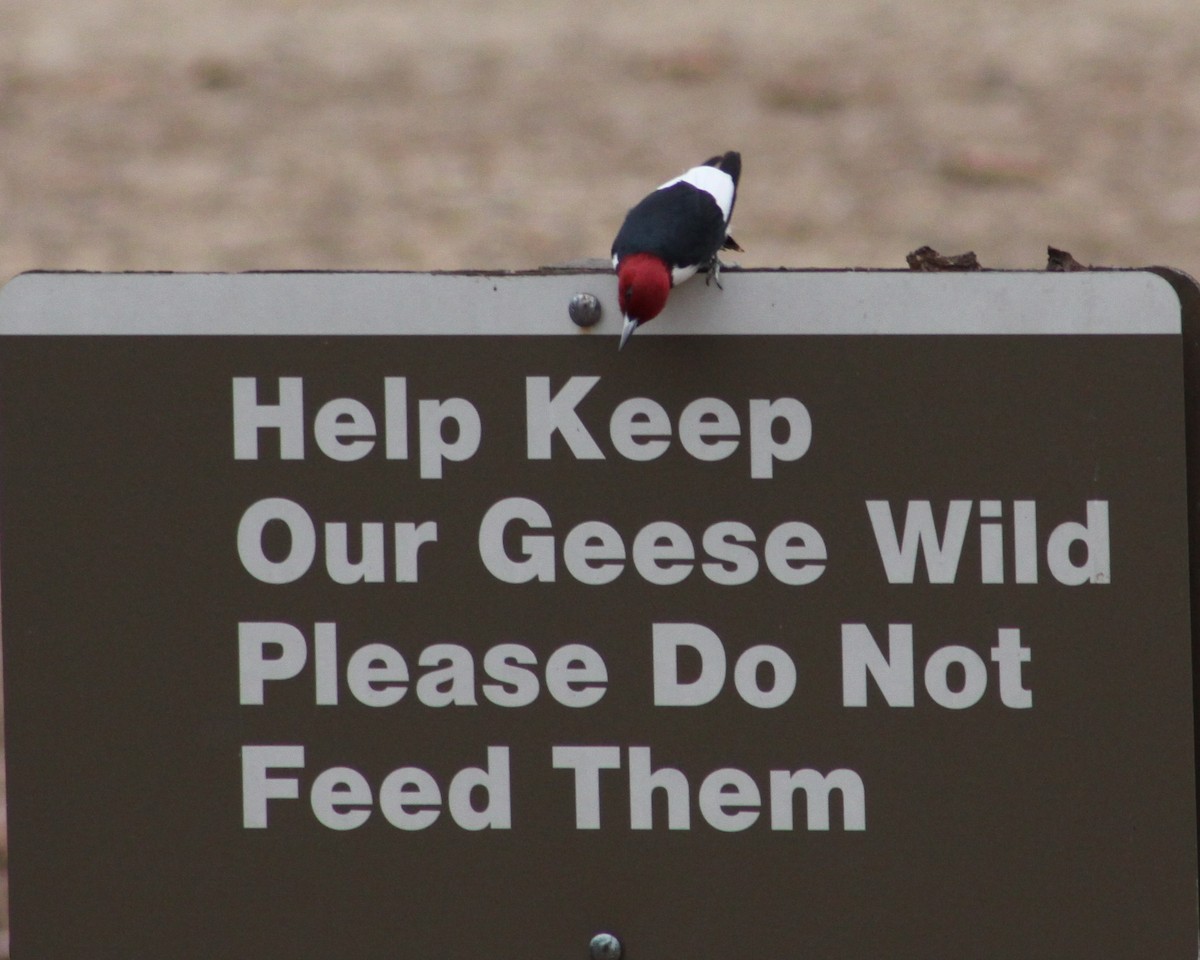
670, 263, 701, 286
657, 164, 736, 222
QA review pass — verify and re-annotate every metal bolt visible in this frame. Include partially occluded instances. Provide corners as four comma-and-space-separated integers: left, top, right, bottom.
569, 293, 603, 328
589, 932, 622, 960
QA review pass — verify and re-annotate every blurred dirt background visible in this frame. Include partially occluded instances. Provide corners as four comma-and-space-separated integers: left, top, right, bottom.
1, 0, 1200, 952
3, 0, 1200, 278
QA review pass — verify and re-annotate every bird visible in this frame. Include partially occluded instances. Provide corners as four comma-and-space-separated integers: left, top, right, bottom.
611, 151, 743, 350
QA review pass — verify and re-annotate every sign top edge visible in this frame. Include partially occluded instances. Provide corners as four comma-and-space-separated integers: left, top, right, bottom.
0, 268, 1184, 336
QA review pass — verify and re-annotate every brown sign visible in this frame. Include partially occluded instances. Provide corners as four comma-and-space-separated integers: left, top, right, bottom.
0, 269, 1196, 958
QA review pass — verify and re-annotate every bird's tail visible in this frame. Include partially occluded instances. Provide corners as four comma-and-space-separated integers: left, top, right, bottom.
703, 151, 741, 187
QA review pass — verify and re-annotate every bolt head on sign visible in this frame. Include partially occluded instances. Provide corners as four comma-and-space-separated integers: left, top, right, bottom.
590, 933, 622, 960
569, 291, 603, 327
0, 268, 1196, 960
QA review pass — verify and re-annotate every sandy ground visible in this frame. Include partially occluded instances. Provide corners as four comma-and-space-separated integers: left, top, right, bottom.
2, 0, 1200, 277
1, 0, 1200, 952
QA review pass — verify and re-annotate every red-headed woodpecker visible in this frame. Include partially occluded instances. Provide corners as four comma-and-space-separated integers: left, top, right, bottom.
611, 151, 743, 349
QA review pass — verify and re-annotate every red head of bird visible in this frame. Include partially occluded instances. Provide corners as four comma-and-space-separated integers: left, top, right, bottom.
616, 253, 672, 349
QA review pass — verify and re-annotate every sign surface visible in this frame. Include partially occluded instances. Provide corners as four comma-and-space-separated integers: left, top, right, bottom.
0, 270, 1196, 958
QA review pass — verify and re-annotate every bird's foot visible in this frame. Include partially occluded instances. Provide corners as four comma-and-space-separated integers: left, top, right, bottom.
704, 256, 725, 289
